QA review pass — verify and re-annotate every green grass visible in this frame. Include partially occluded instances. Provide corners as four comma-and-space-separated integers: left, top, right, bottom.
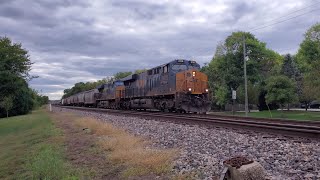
227, 110, 320, 121
0, 110, 77, 180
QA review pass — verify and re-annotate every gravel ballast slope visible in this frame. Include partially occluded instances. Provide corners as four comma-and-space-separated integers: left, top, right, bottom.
56, 107, 320, 179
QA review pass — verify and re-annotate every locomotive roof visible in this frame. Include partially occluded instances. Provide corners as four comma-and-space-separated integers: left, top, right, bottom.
155, 59, 198, 68
119, 74, 138, 82
119, 59, 198, 82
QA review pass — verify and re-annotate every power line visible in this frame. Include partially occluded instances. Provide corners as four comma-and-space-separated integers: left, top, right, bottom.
249, 8, 320, 31
258, 1, 320, 25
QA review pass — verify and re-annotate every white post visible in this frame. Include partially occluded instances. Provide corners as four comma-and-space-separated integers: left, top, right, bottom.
49, 104, 52, 112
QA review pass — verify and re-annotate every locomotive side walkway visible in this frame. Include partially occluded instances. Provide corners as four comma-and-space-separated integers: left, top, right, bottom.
56, 106, 320, 179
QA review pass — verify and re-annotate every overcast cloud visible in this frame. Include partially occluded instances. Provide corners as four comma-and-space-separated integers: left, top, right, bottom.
0, 0, 319, 99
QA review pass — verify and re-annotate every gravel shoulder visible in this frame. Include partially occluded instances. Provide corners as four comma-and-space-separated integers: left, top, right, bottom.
56, 107, 320, 180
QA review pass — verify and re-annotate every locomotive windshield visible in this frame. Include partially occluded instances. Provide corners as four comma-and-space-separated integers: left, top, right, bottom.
114, 81, 124, 86
189, 63, 200, 69
171, 60, 200, 71
172, 64, 188, 71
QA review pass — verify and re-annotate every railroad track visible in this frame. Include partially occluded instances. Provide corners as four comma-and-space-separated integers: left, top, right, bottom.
57, 106, 320, 139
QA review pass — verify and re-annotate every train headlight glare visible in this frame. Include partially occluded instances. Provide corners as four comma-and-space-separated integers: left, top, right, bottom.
192, 71, 196, 77
188, 88, 192, 91
205, 89, 209, 92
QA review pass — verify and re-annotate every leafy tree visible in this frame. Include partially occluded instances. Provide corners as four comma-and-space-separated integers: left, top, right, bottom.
296, 23, 320, 102
281, 54, 302, 97
0, 36, 37, 117
134, 69, 147, 74
0, 96, 13, 118
265, 76, 298, 111
296, 23, 320, 72
237, 82, 259, 111
204, 31, 282, 110
300, 74, 318, 111
29, 89, 49, 108
215, 86, 229, 108
281, 54, 301, 79
0, 37, 33, 80
114, 71, 132, 80
41, 96, 49, 105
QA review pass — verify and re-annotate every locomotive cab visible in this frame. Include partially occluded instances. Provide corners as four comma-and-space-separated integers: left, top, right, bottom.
96, 80, 125, 109
173, 60, 211, 113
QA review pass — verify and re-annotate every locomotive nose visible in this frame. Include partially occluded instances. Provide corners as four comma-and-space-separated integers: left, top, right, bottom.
185, 70, 208, 94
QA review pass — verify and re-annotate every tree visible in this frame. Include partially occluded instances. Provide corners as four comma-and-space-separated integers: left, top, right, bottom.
296, 23, 320, 72
281, 54, 303, 100
296, 23, 320, 102
265, 76, 298, 111
204, 31, 282, 110
215, 86, 229, 109
0, 37, 36, 118
0, 96, 13, 118
0, 37, 33, 80
300, 74, 318, 111
281, 54, 301, 79
237, 82, 259, 111
114, 71, 132, 80
134, 69, 147, 74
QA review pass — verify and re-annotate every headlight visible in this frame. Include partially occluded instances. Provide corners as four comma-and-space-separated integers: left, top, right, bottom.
205, 89, 209, 92
192, 71, 196, 77
188, 88, 192, 91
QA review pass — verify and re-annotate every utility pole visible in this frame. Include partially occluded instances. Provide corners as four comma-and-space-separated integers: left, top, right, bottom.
243, 36, 249, 117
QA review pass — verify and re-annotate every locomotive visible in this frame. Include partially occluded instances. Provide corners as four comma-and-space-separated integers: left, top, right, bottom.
62, 59, 211, 113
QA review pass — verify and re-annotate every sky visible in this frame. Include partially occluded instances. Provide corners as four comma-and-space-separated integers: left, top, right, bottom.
0, 0, 319, 100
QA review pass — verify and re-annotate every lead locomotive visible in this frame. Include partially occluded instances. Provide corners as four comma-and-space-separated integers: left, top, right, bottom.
62, 59, 211, 113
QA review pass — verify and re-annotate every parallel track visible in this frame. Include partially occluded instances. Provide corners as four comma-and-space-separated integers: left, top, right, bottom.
58, 106, 320, 139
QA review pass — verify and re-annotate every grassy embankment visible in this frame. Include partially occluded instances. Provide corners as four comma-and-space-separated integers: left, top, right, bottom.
225, 110, 320, 121
76, 117, 177, 178
0, 108, 77, 179
0, 108, 177, 179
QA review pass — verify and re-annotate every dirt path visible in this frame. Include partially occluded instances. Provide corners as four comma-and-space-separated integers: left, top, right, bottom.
51, 112, 123, 179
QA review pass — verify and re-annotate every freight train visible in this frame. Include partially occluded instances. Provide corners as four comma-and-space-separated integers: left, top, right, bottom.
62, 59, 211, 113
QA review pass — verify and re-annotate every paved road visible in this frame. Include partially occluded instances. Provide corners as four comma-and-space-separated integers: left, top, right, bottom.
283, 108, 320, 112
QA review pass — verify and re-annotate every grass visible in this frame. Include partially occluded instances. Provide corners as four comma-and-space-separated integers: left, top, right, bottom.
0, 109, 77, 179
225, 110, 320, 121
76, 117, 177, 178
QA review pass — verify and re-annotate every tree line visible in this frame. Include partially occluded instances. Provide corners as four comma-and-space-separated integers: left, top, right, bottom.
62, 70, 146, 98
201, 23, 320, 111
0, 37, 48, 118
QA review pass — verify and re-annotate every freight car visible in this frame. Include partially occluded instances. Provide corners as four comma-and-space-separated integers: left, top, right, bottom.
62, 59, 211, 113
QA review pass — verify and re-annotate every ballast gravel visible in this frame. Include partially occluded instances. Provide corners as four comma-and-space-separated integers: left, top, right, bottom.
55, 107, 320, 180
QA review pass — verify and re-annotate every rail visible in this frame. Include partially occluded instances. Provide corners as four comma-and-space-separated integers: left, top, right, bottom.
57, 106, 320, 139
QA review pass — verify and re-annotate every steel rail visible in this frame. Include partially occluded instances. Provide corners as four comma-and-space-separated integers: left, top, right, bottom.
58, 106, 320, 139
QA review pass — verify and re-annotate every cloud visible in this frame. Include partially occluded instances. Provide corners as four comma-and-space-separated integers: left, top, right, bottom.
0, 0, 319, 99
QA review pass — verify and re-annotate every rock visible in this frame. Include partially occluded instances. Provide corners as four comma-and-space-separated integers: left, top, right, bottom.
82, 127, 91, 134
54, 107, 320, 180
304, 173, 315, 178
224, 161, 266, 180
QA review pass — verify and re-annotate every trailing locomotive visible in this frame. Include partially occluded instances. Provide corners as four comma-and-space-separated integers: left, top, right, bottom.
62, 59, 211, 113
